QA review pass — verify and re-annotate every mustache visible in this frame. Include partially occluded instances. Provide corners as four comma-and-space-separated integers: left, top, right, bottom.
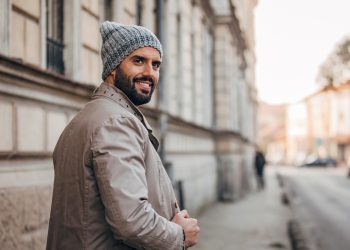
133, 76, 154, 85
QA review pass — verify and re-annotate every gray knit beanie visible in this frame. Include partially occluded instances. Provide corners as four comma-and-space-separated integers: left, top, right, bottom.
100, 21, 163, 80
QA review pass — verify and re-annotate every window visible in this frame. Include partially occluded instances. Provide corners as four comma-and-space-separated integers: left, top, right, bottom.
46, 0, 64, 74
104, 0, 112, 21
136, 0, 142, 25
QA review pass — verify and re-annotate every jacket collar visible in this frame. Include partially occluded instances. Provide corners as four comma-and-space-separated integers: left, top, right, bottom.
92, 82, 159, 150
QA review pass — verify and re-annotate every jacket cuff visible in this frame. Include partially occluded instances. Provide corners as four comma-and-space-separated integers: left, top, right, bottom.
174, 223, 186, 250
182, 228, 186, 250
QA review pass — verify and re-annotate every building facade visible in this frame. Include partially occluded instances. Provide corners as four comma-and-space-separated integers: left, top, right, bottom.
286, 81, 350, 165
286, 101, 308, 164
0, 0, 257, 248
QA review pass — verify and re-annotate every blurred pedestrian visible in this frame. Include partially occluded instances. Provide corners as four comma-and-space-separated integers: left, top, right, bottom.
255, 149, 266, 190
46, 21, 199, 250
347, 156, 350, 178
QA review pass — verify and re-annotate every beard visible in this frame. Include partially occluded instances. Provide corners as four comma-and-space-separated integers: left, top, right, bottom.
114, 67, 155, 106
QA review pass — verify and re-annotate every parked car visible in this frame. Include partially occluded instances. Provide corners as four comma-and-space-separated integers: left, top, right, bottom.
300, 156, 337, 168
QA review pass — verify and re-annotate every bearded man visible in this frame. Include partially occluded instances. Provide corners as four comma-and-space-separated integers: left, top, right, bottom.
46, 21, 199, 250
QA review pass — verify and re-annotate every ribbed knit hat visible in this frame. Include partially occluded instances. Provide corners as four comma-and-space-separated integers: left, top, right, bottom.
100, 21, 163, 80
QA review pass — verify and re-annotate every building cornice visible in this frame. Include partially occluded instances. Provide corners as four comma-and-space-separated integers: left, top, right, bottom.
0, 53, 95, 98
198, 0, 215, 25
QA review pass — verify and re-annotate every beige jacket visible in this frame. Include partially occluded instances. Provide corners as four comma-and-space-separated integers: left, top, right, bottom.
46, 82, 184, 250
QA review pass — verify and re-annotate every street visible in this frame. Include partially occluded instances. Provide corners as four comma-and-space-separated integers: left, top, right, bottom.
281, 167, 350, 250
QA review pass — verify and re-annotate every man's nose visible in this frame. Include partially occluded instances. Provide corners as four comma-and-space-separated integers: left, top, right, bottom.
142, 63, 156, 78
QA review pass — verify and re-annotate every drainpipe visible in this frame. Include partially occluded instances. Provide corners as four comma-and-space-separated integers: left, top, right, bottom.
210, 24, 222, 199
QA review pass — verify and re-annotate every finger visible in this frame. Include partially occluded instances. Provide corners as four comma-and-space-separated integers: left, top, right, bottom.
171, 212, 184, 223
180, 209, 189, 218
190, 218, 198, 224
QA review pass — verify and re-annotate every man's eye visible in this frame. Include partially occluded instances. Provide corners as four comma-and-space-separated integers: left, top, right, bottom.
152, 63, 161, 69
134, 59, 143, 64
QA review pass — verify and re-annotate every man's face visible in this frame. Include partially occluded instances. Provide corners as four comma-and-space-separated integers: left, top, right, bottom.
114, 47, 161, 106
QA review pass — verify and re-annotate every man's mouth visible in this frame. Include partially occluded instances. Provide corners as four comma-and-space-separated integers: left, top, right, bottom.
135, 80, 153, 94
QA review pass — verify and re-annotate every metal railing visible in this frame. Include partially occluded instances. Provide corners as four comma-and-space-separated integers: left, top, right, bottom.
46, 37, 64, 74
164, 161, 186, 209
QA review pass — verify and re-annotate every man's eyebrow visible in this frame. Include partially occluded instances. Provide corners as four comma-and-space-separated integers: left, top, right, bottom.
131, 55, 145, 60
131, 55, 162, 64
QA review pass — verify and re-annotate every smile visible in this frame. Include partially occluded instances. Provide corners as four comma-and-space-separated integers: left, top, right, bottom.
136, 81, 153, 93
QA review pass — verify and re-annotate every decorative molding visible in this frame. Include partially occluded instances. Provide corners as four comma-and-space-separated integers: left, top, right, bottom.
0, 54, 94, 97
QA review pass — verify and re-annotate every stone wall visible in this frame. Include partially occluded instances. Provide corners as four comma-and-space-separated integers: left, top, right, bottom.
0, 185, 52, 250
166, 128, 217, 215
0, 161, 53, 250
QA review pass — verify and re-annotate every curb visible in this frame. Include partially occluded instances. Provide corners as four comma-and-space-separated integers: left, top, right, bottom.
276, 172, 311, 250
288, 220, 310, 250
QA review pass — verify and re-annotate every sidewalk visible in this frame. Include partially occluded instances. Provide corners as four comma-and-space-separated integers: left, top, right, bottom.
192, 167, 291, 250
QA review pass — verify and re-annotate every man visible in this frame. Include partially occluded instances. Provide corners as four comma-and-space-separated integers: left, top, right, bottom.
254, 149, 266, 190
46, 21, 199, 250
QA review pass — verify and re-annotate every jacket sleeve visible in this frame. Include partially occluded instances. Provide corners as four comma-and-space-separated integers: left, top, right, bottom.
91, 116, 184, 250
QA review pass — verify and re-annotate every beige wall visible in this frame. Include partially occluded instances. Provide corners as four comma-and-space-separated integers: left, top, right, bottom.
192, 4, 204, 124
11, 0, 41, 66
123, 0, 137, 24
141, 0, 156, 32
0, 100, 13, 152
215, 24, 234, 130
0, 99, 74, 156
164, 0, 214, 127
81, 2, 101, 85
179, 0, 193, 121
166, 0, 181, 116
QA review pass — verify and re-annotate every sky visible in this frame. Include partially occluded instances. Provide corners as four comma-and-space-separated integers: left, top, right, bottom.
255, 0, 350, 104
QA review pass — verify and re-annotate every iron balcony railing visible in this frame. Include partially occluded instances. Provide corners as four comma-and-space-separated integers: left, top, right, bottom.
46, 37, 64, 74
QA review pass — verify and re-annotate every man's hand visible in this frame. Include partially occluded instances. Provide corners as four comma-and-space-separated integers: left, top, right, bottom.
172, 210, 200, 248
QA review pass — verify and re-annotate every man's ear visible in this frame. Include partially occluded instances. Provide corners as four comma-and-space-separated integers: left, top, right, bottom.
105, 69, 116, 85
111, 69, 116, 78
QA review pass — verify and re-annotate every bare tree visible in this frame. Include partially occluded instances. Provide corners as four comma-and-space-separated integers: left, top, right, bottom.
317, 35, 350, 86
